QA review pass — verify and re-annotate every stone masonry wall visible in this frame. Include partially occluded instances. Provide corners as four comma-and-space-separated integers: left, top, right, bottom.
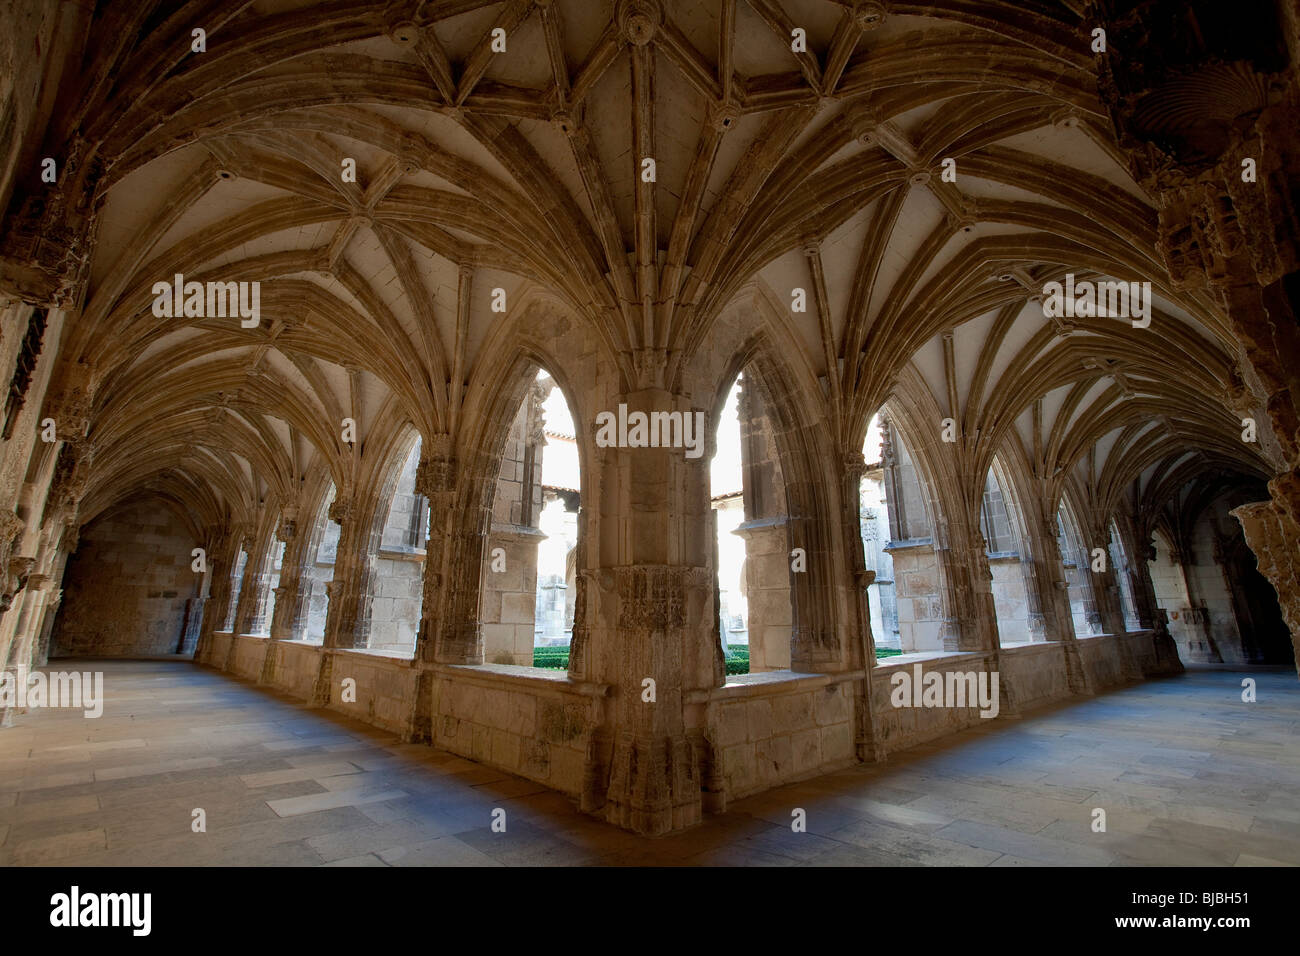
196, 617, 1180, 822
50, 497, 200, 657
711, 673, 857, 799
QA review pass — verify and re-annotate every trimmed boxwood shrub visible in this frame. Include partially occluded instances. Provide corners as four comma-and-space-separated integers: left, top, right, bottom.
532, 643, 897, 672
532, 647, 570, 669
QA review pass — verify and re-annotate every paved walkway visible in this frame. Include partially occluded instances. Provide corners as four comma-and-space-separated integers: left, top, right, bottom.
1, 660, 1297, 866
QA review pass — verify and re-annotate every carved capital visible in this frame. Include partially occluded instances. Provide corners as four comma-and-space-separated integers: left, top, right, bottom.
1, 555, 36, 611
327, 498, 351, 526
415, 452, 456, 498
842, 449, 867, 480
44, 441, 93, 520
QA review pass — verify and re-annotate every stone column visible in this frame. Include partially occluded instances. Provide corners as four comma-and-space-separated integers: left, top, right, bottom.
1034, 509, 1076, 642
1079, 516, 1143, 680
179, 598, 205, 655
405, 435, 472, 741
320, 496, 375, 651
415, 436, 490, 667
841, 450, 883, 761
312, 496, 376, 706
1016, 553, 1048, 643
1097, 561, 1143, 679
262, 516, 305, 682
1030, 505, 1092, 694
246, 549, 279, 637
1091, 557, 1127, 638
231, 519, 273, 640
33, 588, 62, 667
588, 385, 719, 835
945, 509, 1018, 715
1171, 543, 1223, 663
944, 536, 998, 653
194, 527, 240, 666
1072, 539, 1104, 636
225, 526, 267, 670
1128, 536, 1161, 631
3, 573, 47, 672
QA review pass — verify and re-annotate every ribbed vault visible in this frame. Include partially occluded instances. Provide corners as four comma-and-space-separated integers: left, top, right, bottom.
8, 0, 1265, 535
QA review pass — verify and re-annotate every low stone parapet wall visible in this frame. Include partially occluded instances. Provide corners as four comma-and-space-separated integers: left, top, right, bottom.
193, 627, 1181, 829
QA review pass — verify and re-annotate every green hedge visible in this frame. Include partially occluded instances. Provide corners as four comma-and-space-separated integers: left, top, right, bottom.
533, 643, 899, 671
532, 647, 570, 669
725, 644, 749, 675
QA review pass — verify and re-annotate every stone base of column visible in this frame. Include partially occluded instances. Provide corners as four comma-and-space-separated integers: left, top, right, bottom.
1149, 619, 1185, 676
1115, 632, 1145, 682
1061, 640, 1095, 696
403, 668, 436, 744
602, 731, 704, 835
259, 641, 277, 685
580, 733, 611, 815
310, 651, 334, 707
690, 729, 727, 814
990, 653, 1021, 719
852, 675, 885, 762
222, 632, 239, 673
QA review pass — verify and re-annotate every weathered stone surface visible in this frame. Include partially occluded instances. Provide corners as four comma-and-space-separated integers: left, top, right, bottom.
0, 0, 1296, 841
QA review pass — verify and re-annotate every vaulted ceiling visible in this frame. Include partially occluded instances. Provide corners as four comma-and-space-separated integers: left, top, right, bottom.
27, 0, 1272, 529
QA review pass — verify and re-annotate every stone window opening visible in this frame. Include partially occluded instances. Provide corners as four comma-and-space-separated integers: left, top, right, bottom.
482, 366, 579, 669
301, 485, 338, 643
248, 537, 284, 637
222, 547, 247, 632
712, 366, 800, 674
368, 435, 428, 655
711, 374, 750, 672
981, 462, 1036, 647
1057, 504, 1090, 637
875, 412, 945, 655
1108, 520, 1140, 631
860, 412, 900, 654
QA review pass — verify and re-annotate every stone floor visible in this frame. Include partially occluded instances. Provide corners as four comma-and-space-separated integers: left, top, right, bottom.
1, 660, 1298, 866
